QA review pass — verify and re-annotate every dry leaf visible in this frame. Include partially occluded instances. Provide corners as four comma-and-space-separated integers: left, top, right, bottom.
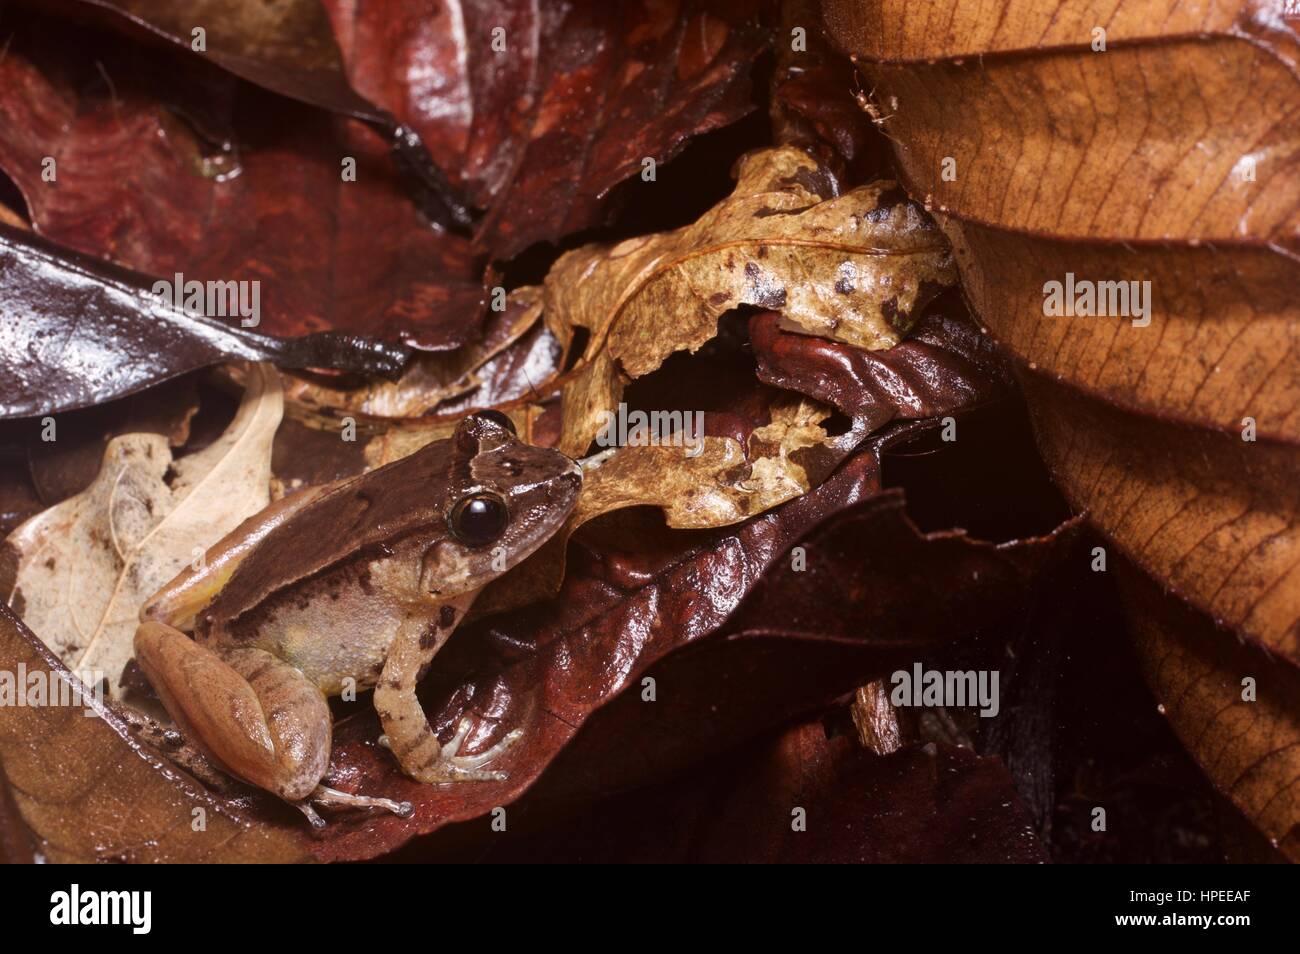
5, 364, 281, 696
578, 395, 845, 530
829, 0, 1300, 855
1120, 570, 1300, 858
544, 145, 956, 453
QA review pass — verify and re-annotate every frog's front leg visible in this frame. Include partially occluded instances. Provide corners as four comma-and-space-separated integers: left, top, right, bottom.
373, 596, 520, 783
134, 622, 410, 824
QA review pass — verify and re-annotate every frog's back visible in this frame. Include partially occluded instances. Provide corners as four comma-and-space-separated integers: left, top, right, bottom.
207, 438, 451, 628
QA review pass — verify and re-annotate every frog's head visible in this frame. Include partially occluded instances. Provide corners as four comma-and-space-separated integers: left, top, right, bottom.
435, 411, 581, 588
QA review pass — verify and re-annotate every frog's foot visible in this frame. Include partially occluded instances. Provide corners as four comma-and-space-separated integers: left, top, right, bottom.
300, 785, 413, 825
294, 800, 327, 829
376, 719, 520, 781
422, 717, 522, 783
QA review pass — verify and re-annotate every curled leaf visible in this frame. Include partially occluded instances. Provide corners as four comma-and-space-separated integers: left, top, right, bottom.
828, 0, 1300, 853
278, 287, 550, 419
313, 432, 1077, 860
545, 146, 956, 452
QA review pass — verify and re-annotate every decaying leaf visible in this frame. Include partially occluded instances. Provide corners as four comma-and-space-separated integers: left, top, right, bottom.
476, 390, 860, 615
27, 375, 201, 506
545, 145, 956, 453
5, 365, 281, 695
314, 434, 1077, 861
828, 0, 1300, 855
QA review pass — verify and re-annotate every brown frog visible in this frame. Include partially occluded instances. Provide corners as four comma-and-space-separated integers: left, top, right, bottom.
133, 412, 581, 825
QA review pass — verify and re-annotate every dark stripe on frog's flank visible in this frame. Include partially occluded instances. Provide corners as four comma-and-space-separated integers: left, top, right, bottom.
206, 437, 459, 627
417, 606, 459, 650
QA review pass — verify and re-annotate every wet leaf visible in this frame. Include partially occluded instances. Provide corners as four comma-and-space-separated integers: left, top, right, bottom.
0, 225, 408, 419
749, 304, 1009, 427
5, 366, 280, 696
324, 0, 768, 258
0, 17, 485, 348
35, 0, 474, 227
545, 146, 956, 453
829, 0, 1300, 853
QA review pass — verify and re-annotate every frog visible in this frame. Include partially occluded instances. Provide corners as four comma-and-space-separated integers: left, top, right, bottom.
132, 411, 581, 826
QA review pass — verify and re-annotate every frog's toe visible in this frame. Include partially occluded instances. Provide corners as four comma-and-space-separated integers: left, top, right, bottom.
307, 784, 413, 820
423, 719, 522, 782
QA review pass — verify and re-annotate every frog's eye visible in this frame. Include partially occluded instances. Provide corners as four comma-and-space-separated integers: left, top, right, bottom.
449, 493, 509, 546
474, 409, 516, 436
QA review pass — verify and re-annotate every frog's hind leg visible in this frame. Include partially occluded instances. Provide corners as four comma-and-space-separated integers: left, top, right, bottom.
135, 622, 332, 804
373, 597, 521, 783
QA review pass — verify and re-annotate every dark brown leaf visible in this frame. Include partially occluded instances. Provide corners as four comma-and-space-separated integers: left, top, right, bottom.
749, 301, 1010, 426
36, 0, 383, 122
307, 430, 1075, 860
324, 0, 769, 258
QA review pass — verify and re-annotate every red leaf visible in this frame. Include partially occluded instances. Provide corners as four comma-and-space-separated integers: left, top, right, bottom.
325, 0, 768, 258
